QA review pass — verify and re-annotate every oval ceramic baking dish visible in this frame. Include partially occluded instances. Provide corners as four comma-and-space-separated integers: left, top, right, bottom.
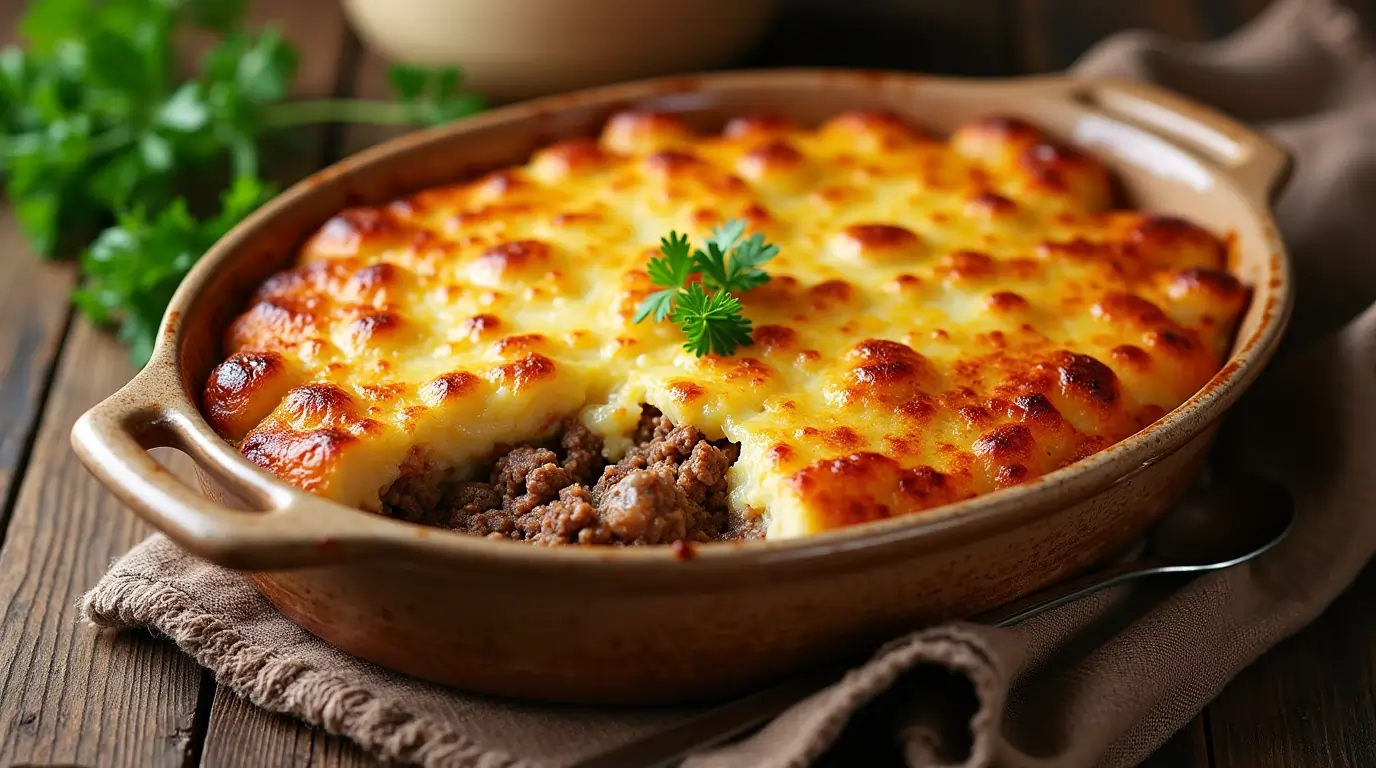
71, 71, 1291, 705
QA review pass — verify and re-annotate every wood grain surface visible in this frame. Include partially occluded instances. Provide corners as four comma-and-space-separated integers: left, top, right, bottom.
1, 0, 1373, 766
747, 0, 1011, 75
0, 321, 204, 767
202, 690, 375, 768
0, 214, 75, 536
0, 0, 78, 549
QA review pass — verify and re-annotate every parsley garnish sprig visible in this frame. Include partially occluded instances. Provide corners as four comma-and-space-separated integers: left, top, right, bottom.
2, 0, 487, 365
633, 218, 779, 357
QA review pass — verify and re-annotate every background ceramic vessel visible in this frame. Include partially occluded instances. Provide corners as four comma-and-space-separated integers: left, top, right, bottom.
71, 71, 1291, 705
342, 0, 782, 102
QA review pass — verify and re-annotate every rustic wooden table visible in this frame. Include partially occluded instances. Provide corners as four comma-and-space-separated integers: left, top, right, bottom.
1, 1, 1372, 765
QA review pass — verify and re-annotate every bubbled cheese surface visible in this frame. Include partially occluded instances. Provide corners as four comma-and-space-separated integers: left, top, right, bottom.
203, 110, 1248, 539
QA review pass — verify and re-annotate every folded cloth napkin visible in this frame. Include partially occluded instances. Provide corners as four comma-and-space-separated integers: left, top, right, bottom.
81, 0, 1376, 765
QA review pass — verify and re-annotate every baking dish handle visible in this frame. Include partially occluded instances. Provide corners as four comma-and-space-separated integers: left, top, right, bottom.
71, 366, 401, 570
1079, 78, 1292, 202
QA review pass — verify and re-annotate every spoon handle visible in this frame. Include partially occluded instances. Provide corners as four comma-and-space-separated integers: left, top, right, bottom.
976, 558, 1165, 627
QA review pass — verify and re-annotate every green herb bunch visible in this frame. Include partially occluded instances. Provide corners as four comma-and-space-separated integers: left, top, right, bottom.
633, 218, 779, 357
1, 0, 486, 364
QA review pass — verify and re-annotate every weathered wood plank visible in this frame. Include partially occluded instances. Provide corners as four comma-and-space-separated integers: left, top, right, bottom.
0, 220, 78, 532
338, 41, 399, 158
1209, 565, 1376, 767
749, 0, 1012, 76
0, 320, 205, 767
1142, 717, 1213, 768
201, 690, 377, 768
0, 0, 80, 541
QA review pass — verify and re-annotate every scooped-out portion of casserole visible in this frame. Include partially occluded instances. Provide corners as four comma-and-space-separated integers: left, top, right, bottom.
202, 110, 1247, 546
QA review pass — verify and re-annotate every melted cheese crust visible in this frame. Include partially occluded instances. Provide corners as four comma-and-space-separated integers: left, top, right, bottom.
204, 111, 1247, 539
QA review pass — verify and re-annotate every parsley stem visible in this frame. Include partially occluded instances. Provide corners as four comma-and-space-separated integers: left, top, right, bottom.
0, 125, 134, 161
90, 126, 135, 155
262, 98, 477, 128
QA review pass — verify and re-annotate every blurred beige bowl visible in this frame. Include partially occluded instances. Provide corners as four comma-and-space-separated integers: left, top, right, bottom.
342, 0, 782, 103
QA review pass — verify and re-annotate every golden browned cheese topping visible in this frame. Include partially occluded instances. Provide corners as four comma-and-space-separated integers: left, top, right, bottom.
205, 111, 1247, 538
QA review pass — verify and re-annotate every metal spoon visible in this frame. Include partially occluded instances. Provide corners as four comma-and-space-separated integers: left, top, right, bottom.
572, 474, 1295, 768
979, 474, 1294, 625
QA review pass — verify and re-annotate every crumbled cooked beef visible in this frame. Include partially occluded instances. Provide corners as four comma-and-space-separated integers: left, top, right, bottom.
448, 481, 502, 513
678, 441, 734, 510
633, 408, 672, 445
636, 423, 703, 466
442, 482, 502, 530
560, 423, 604, 483
517, 486, 611, 545
380, 447, 452, 525
492, 446, 577, 516
598, 468, 690, 543
379, 407, 761, 546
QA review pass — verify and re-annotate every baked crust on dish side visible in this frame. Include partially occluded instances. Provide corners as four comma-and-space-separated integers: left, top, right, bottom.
202, 109, 1247, 545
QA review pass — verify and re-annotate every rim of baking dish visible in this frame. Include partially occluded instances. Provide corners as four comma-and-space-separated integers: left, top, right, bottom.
135, 69, 1295, 571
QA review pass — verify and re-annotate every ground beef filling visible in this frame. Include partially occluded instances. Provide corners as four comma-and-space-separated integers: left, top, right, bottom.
380, 408, 763, 545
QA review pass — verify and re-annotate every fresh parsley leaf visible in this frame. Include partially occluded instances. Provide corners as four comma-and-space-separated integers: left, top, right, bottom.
721, 232, 778, 292
208, 171, 275, 232
5, 113, 100, 254
707, 217, 746, 256
671, 283, 754, 358
73, 175, 275, 365
646, 231, 694, 288
691, 218, 777, 294
633, 288, 677, 324
19, 0, 90, 54
155, 83, 211, 132
632, 222, 776, 357
204, 26, 297, 104
2, 0, 488, 364
691, 243, 727, 291
183, 0, 248, 34
635, 232, 695, 322
386, 65, 426, 102
691, 218, 743, 291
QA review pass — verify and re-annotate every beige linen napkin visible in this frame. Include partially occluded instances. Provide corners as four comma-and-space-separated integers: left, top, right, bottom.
82, 0, 1376, 765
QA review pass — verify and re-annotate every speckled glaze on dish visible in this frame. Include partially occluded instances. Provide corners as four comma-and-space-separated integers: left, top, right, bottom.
71, 71, 1291, 705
